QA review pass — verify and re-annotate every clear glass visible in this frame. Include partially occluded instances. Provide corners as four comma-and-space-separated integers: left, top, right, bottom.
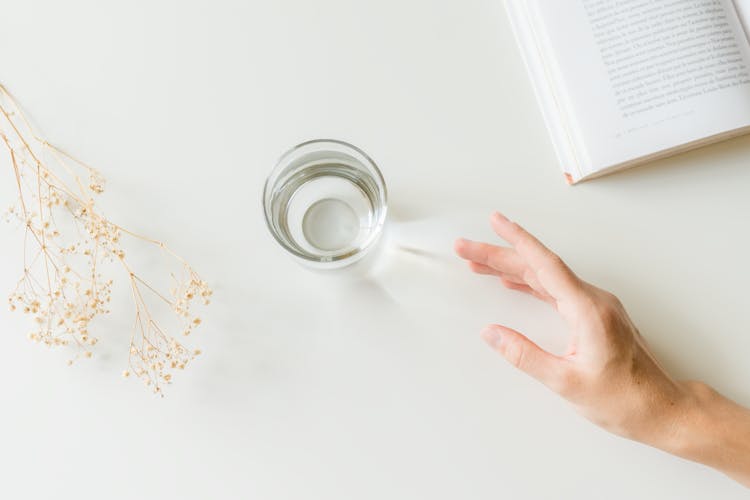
263, 139, 388, 269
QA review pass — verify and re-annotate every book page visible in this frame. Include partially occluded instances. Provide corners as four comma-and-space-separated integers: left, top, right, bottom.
528, 0, 750, 176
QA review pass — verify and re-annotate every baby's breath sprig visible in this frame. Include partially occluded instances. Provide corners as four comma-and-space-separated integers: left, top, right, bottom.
0, 84, 211, 395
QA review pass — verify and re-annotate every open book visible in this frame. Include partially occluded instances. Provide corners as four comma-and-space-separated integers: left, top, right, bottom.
506, 0, 750, 183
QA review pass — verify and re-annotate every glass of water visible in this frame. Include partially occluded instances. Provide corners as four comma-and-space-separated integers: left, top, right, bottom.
263, 139, 388, 269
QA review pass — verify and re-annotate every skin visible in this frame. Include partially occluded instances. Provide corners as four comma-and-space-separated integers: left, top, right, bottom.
455, 212, 750, 487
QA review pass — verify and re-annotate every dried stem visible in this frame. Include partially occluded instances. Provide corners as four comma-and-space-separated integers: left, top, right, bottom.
1, 84, 211, 395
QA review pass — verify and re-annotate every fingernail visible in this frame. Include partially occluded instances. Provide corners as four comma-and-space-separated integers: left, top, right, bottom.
456, 237, 477, 249
491, 212, 507, 222
481, 326, 504, 349
454, 238, 468, 253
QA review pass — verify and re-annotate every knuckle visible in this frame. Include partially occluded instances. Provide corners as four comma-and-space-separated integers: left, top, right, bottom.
515, 238, 531, 256
503, 337, 526, 370
605, 305, 627, 330
591, 291, 625, 325
600, 302, 620, 322
602, 291, 623, 308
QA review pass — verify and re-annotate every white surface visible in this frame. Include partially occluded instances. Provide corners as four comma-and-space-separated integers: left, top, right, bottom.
1, 1, 749, 499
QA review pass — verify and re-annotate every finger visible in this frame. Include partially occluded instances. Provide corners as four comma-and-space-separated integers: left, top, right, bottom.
467, 261, 503, 277
454, 238, 526, 277
466, 261, 554, 303
499, 278, 555, 304
489, 213, 582, 302
481, 324, 572, 394
468, 262, 526, 286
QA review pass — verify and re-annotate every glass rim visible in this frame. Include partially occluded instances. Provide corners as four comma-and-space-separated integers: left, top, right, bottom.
262, 138, 388, 266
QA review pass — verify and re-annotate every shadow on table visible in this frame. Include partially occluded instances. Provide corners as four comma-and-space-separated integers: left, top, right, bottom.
586, 133, 750, 188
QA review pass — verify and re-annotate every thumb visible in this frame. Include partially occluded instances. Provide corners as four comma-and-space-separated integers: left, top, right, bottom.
481, 325, 566, 390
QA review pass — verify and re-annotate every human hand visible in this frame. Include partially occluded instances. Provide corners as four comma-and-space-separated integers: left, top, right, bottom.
455, 213, 750, 486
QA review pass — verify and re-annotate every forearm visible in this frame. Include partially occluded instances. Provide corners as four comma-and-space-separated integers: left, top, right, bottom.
666, 382, 750, 487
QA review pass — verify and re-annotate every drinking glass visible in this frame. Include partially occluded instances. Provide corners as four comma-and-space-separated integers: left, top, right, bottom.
263, 139, 388, 270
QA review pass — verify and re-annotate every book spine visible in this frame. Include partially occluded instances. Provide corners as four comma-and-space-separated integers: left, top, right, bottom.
504, 0, 584, 183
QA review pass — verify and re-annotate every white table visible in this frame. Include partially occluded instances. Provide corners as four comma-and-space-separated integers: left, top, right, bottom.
2, 1, 749, 498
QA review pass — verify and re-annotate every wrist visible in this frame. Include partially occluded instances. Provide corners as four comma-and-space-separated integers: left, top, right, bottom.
664, 382, 717, 459
665, 381, 750, 486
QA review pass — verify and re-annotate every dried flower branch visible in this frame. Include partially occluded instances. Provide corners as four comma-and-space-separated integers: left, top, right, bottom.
1, 84, 211, 395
